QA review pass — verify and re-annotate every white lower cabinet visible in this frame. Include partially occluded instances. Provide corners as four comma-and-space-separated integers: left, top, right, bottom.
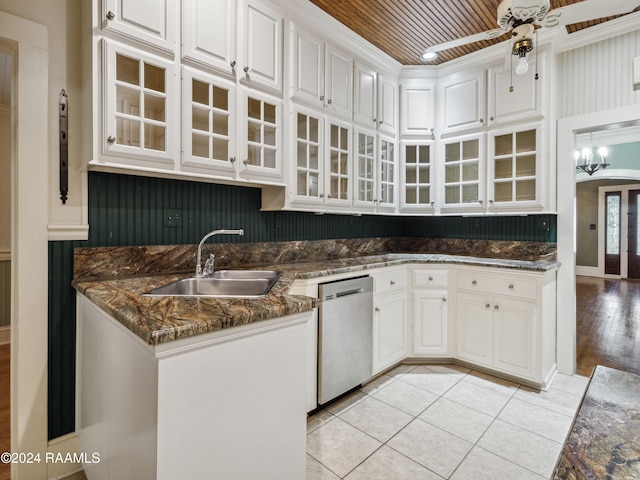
372, 268, 408, 374
412, 269, 449, 356
455, 267, 556, 386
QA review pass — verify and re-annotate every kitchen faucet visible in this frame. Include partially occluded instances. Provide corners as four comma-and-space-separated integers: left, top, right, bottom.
195, 229, 244, 277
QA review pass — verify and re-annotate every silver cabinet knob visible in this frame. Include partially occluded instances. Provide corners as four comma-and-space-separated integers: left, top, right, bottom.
442, 297, 447, 302
494, 305, 500, 310
479, 118, 484, 123
489, 116, 494, 121
509, 284, 514, 289
485, 303, 491, 309
327, 99, 332, 104
428, 276, 433, 281
374, 307, 380, 312
230, 156, 236, 163
390, 280, 395, 285
243, 66, 249, 73
319, 95, 324, 101
472, 280, 477, 286
106, 10, 116, 20
107, 135, 116, 144
230, 60, 236, 68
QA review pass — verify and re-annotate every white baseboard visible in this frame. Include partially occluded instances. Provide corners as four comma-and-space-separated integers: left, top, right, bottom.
0, 326, 10, 345
575, 266, 601, 277
47, 432, 83, 479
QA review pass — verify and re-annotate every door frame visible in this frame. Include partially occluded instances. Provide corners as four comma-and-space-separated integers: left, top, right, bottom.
557, 104, 640, 375
0, 11, 49, 479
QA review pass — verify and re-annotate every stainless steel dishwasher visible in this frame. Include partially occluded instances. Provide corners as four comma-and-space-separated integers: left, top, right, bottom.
317, 275, 373, 406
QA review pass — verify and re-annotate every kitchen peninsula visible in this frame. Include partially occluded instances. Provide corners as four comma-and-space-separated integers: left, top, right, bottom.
73, 237, 558, 479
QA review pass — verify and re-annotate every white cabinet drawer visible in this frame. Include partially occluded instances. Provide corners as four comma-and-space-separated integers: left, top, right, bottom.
374, 269, 407, 295
413, 269, 448, 288
456, 271, 537, 299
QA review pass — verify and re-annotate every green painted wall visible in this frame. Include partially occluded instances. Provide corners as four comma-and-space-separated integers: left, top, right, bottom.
48, 171, 557, 439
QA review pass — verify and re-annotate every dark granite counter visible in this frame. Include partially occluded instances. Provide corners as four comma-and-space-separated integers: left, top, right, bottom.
553, 365, 640, 479
73, 238, 558, 345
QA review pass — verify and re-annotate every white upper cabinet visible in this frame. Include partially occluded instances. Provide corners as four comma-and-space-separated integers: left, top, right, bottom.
324, 117, 352, 208
182, 0, 237, 77
439, 70, 486, 136
377, 75, 397, 135
354, 64, 398, 134
399, 79, 435, 137
240, 0, 284, 93
102, 0, 179, 54
101, 39, 179, 168
488, 53, 545, 127
439, 133, 485, 213
400, 141, 435, 213
181, 66, 238, 178
290, 104, 324, 206
290, 24, 325, 109
325, 44, 353, 119
353, 63, 377, 129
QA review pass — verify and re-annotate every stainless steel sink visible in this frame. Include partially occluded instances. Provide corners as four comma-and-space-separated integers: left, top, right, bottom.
144, 270, 280, 298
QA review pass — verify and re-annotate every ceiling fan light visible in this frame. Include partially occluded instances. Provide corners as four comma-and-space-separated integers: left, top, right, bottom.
421, 51, 438, 61
515, 56, 529, 75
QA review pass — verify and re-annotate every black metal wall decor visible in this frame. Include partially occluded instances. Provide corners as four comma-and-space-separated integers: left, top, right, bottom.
59, 89, 68, 204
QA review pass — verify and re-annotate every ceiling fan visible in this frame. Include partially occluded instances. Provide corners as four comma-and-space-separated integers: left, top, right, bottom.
421, 0, 640, 75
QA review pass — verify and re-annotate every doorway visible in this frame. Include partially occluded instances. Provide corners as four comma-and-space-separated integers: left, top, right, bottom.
0, 44, 12, 480
599, 184, 640, 279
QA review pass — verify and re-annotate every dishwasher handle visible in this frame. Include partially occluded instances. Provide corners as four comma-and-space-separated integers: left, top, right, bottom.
336, 288, 365, 297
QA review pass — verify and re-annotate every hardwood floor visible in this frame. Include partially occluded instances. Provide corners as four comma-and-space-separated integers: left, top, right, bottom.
576, 276, 640, 377
0, 344, 9, 480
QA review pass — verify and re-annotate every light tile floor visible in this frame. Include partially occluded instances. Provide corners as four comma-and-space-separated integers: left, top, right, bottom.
307, 364, 589, 480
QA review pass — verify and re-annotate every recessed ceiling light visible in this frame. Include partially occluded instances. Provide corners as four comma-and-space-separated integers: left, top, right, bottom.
421, 51, 437, 61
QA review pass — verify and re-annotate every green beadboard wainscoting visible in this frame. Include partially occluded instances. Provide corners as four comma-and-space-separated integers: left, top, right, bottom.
47, 171, 557, 440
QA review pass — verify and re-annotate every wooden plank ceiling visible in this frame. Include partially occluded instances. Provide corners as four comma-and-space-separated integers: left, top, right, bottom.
308, 0, 639, 65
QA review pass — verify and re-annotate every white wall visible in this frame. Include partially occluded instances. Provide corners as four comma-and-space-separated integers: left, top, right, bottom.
0, 0, 86, 240
559, 29, 640, 118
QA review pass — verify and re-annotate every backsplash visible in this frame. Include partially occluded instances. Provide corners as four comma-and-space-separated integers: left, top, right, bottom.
48, 171, 557, 440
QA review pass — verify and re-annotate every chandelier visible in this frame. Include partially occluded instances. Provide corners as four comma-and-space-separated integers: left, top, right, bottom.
575, 135, 609, 176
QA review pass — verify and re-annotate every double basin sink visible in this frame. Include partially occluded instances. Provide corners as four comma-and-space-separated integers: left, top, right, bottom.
145, 270, 280, 298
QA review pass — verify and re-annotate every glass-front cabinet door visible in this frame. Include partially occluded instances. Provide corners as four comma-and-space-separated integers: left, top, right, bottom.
354, 129, 376, 210
182, 67, 236, 177
400, 141, 434, 213
291, 105, 323, 205
102, 40, 178, 168
377, 134, 396, 213
441, 134, 484, 213
239, 90, 282, 182
325, 118, 352, 208
488, 124, 540, 211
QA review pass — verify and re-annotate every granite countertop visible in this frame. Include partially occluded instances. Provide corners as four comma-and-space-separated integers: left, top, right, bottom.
553, 365, 640, 479
73, 238, 558, 346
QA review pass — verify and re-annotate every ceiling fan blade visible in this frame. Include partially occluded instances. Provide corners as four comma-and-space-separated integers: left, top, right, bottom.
540, 0, 640, 28
422, 28, 507, 57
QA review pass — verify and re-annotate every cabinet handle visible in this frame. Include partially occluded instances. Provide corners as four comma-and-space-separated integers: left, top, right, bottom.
106, 10, 116, 20
494, 305, 500, 310
230, 60, 236, 68
243, 66, 249, 74
107, 135, 116, 145
319, 193, 324, 198
243, 159, 248, 165
442, 297, 447, 302
472, 280, 477, 286
479, 200, 483, 204
230, 156, 236, 163
489, 200, 494, 204
374, 307, 380, 312
489, 116, 494, 121
390, 280, 396, 285
509, 284, 514, 289
319, 95, 324, 101
428, 276, 433, 281
485, 303, 491, 309
327, 99, 332, 104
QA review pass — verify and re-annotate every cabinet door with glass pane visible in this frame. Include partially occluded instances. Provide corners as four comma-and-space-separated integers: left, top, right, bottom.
488, 124, 541, 211
441, 134, 484, 213
291, 104, 324, 206
400, 141, 434, 213
377, 134, 397, 213
182, 67, 237, 178
239, 90, 283, 182
325, 117, 352, 208
102, 40, 178, 168
353, 128, 376, 211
